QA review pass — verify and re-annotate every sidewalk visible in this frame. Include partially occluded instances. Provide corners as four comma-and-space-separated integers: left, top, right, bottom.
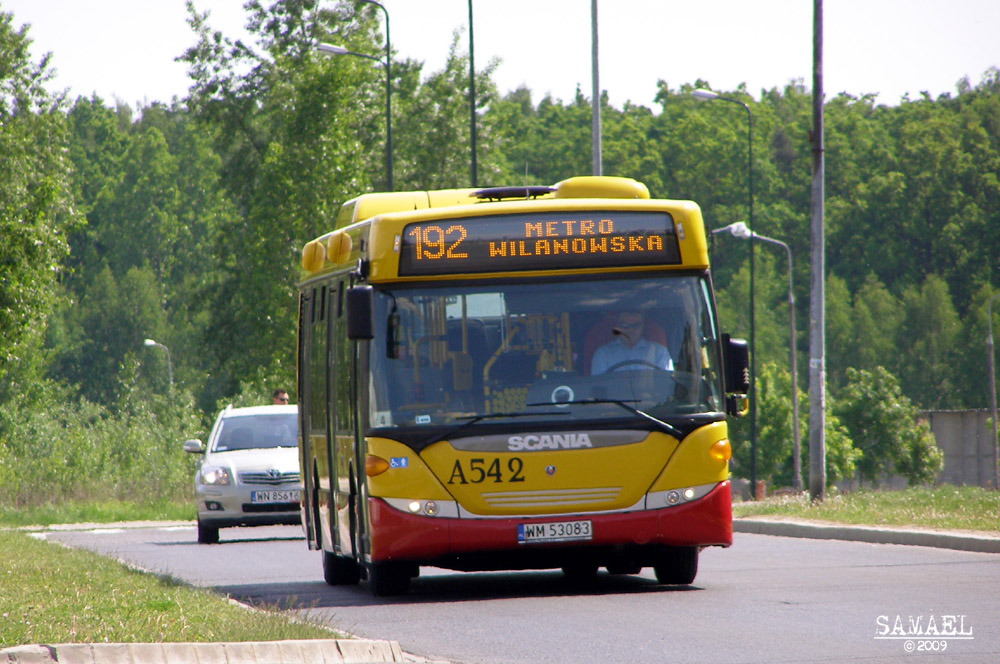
0, 640, 410, 664
734, 517, 1000, 553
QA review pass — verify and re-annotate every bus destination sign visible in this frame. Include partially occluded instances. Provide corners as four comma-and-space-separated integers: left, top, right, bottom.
397, 211, 680, 276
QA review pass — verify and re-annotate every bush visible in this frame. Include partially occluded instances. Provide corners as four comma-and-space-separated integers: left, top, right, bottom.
834, 366, 944, 485
730, 361, 859, 488
0, 382, 201, 509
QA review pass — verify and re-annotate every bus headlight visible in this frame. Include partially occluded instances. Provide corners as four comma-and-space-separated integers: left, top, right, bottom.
406, 500, 440, 516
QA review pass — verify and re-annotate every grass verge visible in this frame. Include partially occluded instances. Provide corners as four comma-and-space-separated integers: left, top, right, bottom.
0, 530, 339, 648
733, 486, 1000, 533
0, 499, 193, 528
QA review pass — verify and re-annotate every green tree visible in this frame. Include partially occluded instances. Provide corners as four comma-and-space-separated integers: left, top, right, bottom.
894, 275, 960, 409
393, 30, 503, 189
824, 273, 854, 391
180, 0, 381, 391
741, 362, 794, 486
851, 274, 904, 377
0, 11, 78, 391
52, 266, 167, 404
835, 367, 943, 485
734, 361, 859, 489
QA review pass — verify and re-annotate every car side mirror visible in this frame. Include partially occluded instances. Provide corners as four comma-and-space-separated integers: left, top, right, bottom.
184, 439, 205, 454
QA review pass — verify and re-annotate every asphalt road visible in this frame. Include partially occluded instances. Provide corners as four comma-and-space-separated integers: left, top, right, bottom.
39, 523, 1000, 664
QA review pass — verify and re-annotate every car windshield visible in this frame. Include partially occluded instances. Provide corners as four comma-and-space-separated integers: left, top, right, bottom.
212, 414, 298, 451
368, 274, 723, 432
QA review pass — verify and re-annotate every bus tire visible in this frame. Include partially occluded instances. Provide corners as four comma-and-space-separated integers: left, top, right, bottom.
653, 546, 698, 585
367, 561, 411, 596
322, 549, 361, 586
312, 467, 323, 550
606, 562, 642, 575
197, 520, 219, 545
561, 562, 599, 582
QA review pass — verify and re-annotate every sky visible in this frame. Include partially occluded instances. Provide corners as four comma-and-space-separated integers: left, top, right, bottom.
4, 0, 999, 110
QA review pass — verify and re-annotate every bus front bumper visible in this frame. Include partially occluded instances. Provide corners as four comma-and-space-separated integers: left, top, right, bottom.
368, 480, 732, 565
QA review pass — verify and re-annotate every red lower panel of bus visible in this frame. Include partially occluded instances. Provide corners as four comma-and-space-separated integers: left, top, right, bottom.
368, 480, 732, 563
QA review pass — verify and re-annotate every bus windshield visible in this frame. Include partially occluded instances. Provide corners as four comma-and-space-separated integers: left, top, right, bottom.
368, 274, 723, 432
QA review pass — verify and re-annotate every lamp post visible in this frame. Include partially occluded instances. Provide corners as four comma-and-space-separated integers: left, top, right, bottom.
591, 0, 601, 176
987, 293, 1000, 489
143, 338, 173, 388
694, 88, 757, 495
317, 0, 392, 190
715, 222, 800, 491
468, 0, 477, 186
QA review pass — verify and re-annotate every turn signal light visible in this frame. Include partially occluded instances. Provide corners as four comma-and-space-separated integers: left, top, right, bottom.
709, 439, 732, 462
365, 455, 391, 476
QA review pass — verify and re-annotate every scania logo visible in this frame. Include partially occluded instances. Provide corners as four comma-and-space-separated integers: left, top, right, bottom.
507, 433, 593, 451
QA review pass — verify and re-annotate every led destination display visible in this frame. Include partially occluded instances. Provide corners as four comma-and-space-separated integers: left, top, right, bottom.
397, 211, 680, 276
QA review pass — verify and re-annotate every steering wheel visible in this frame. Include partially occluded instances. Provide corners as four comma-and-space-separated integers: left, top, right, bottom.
604, 359, 668, 373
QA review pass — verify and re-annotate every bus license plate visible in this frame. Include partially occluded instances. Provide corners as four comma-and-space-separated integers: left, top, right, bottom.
250, 490, 300, 503
517, 520, 593, 544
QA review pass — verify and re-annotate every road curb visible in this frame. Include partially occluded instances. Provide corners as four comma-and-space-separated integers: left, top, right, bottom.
734, 518, 1000, 553
0, 639, 405, 664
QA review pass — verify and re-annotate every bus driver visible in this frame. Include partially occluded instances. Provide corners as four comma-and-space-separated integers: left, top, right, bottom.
591, 311, 673, 374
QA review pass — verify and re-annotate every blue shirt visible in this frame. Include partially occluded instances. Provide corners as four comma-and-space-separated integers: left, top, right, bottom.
591, 337, 673, 375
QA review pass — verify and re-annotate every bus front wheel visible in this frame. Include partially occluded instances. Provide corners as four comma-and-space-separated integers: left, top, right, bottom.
653, 546, 699, 585
322, 549, 361, 586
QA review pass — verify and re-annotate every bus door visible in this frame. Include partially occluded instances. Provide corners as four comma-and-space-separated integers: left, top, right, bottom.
332, 279, 361, 558
296, 290, 316, 548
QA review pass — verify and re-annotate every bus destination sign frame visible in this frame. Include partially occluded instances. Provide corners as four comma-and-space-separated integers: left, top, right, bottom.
397, 210, 681, 276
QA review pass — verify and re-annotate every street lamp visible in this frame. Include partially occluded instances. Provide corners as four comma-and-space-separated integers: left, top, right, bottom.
316, 0, 392, 190
715, 222, 800, 491
143, 338, 173, 388
987, 293, 1000, 489
695, 88, 757, 494
468, 0, 477, 186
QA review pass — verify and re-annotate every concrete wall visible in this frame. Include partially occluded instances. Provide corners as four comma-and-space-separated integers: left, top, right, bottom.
922, 410, 998, 488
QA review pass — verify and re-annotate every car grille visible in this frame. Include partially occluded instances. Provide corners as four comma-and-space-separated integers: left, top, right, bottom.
239, 471, 301, 486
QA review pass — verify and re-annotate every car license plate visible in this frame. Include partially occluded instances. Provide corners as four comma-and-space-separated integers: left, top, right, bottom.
517, 520, 593, 544
250, 490, 300, 503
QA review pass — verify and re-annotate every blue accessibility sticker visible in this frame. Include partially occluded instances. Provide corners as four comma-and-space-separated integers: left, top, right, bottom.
389, 457, 409, 469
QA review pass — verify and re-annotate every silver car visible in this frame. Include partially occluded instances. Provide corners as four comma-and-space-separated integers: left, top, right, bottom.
184, 404, 301, 544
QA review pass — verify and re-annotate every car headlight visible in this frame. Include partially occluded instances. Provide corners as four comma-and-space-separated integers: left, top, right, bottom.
201, 466, 231, 485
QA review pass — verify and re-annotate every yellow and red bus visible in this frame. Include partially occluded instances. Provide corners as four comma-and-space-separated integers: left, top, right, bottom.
296, 176, 749, 595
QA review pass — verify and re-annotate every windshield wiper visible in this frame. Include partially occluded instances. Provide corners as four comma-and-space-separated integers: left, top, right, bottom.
423, 409, 569, 446
527, 399, 684, 439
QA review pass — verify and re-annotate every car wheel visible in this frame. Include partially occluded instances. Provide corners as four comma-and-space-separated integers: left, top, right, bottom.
322, 549, 361, 586
197, 519, 220, 544
367, 561, 412, 596
653, 546, 698, 585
